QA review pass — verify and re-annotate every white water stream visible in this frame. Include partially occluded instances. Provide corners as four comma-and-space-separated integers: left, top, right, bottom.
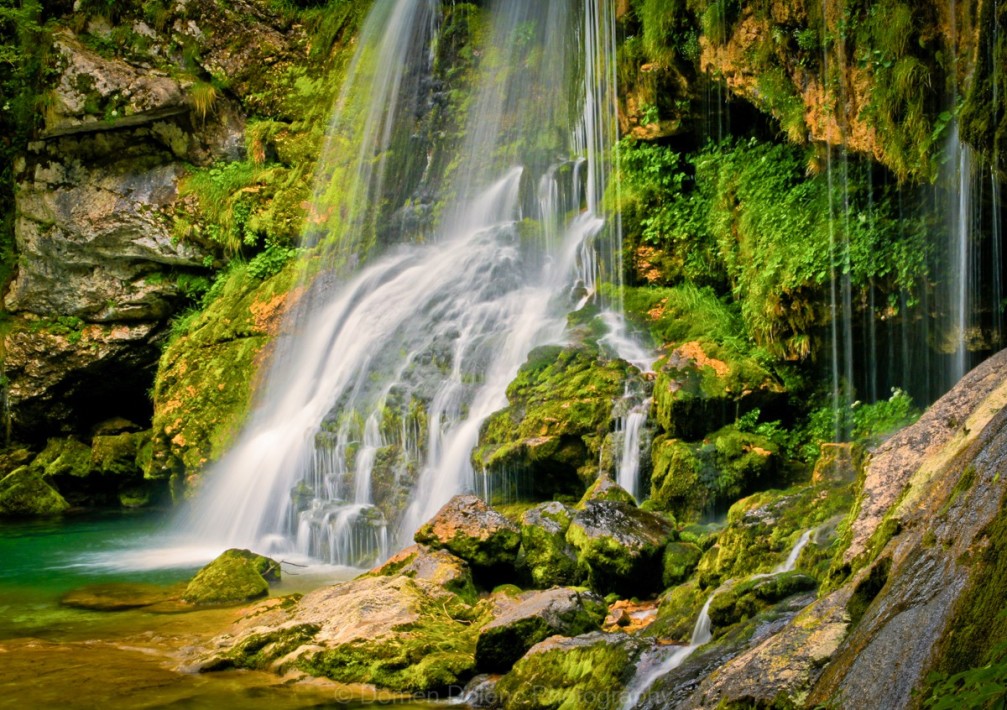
145, 0, 631, 569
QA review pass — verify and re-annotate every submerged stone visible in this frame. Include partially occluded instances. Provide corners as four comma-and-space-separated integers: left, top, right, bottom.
61, 582, 181, 611
414, 494, 521, 572
475, 587, 607, 672
0, 466, 70, 516
182, 548, 280, 605
566, 500, 676, 596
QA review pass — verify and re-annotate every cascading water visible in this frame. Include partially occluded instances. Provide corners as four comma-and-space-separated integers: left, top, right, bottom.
172, 0, 628, 568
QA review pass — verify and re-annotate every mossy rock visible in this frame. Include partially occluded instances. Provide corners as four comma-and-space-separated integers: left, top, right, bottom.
696, 483, 853, 588
644, 580, 708, 644
91, 432, 146, 476
652, 340, 782, 441
414, 494, 521, 573
578, 475, 637, 508
368, 544, 477, 604
649, 424, 779, 521
474, 345, 636, 499
566, 500, 676, 597
183, 548, 281, 605
33, 438, 92, 479
707, 572, 818, 633
495, 631, 648, 709
662, 542, 703, 588
475, 587, 607, 672
0, 466, 70, 516
517, 501, 582, 589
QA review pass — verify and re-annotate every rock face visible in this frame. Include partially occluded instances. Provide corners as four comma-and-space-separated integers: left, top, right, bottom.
414, 495, 521, 573
369, 544, 477, 602
566, 500, 676, 596
666, 349, 1007, 708
182, 548, 280, 605
2, 0, 311, 445
475, 587, 607, 672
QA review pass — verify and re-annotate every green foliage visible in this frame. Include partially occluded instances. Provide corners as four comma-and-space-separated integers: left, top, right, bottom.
925, 641, 1007, 710
615, 136, 932, 360
247, 242, 299, 280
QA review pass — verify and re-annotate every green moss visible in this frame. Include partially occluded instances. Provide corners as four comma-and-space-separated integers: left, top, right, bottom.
519, 502, 582, 589
33, 438, 92, 479
495, 632, 644, 710
148, 260, 301, 490
650, 424, 779, 520
645, 580, 707, 643
474, 345, 633, 497
707, 572, 817, 633
0, 466, 70, 516
927, 494, 1007, 696
182, 548, 280, 605
697, 482, 853, 587
662, 542, 703, 587
296, 582, 480, 693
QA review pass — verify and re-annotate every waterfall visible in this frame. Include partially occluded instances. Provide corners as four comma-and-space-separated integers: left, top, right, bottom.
621, 594, 715, 709
169, 0, 628, 567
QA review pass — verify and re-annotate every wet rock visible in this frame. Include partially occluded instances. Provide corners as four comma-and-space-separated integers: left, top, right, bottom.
706, 572, 817, 630
0, 466, 70, 516
475, 587, 607, 672
200, 574, 480, 693
414, 495, 521, 572
495, 631, 650, 710
578, 474, 637, 507
474, 345, 637, 498
517, 501, 582, 588
369, 544, 477, 602
460, 674, 501, 708
182, 548, 280, 605
566, 500, 676, 596
812, 442, 864, 484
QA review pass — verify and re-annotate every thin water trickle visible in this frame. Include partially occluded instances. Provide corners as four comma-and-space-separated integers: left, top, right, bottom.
621, 594, 715, 710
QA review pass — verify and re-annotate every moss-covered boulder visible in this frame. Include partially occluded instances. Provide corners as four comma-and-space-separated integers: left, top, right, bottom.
652, 341, 782, 441
662, 542, 703, 588
518, 501, 582, 589
33, 437, 92, 479
0, 466, 70, 516
414, 495, 521, 573
369, 544, 477, 603
707, 572, 818, 632
474, 345, 636, 499
649, 424, 779, 520
200, 574, 482, 694
578, 475, 637, 507
567, 500, 676, 597
183, 548, 281, 605
495, 631, 649, 709
475, 587, 607, 672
